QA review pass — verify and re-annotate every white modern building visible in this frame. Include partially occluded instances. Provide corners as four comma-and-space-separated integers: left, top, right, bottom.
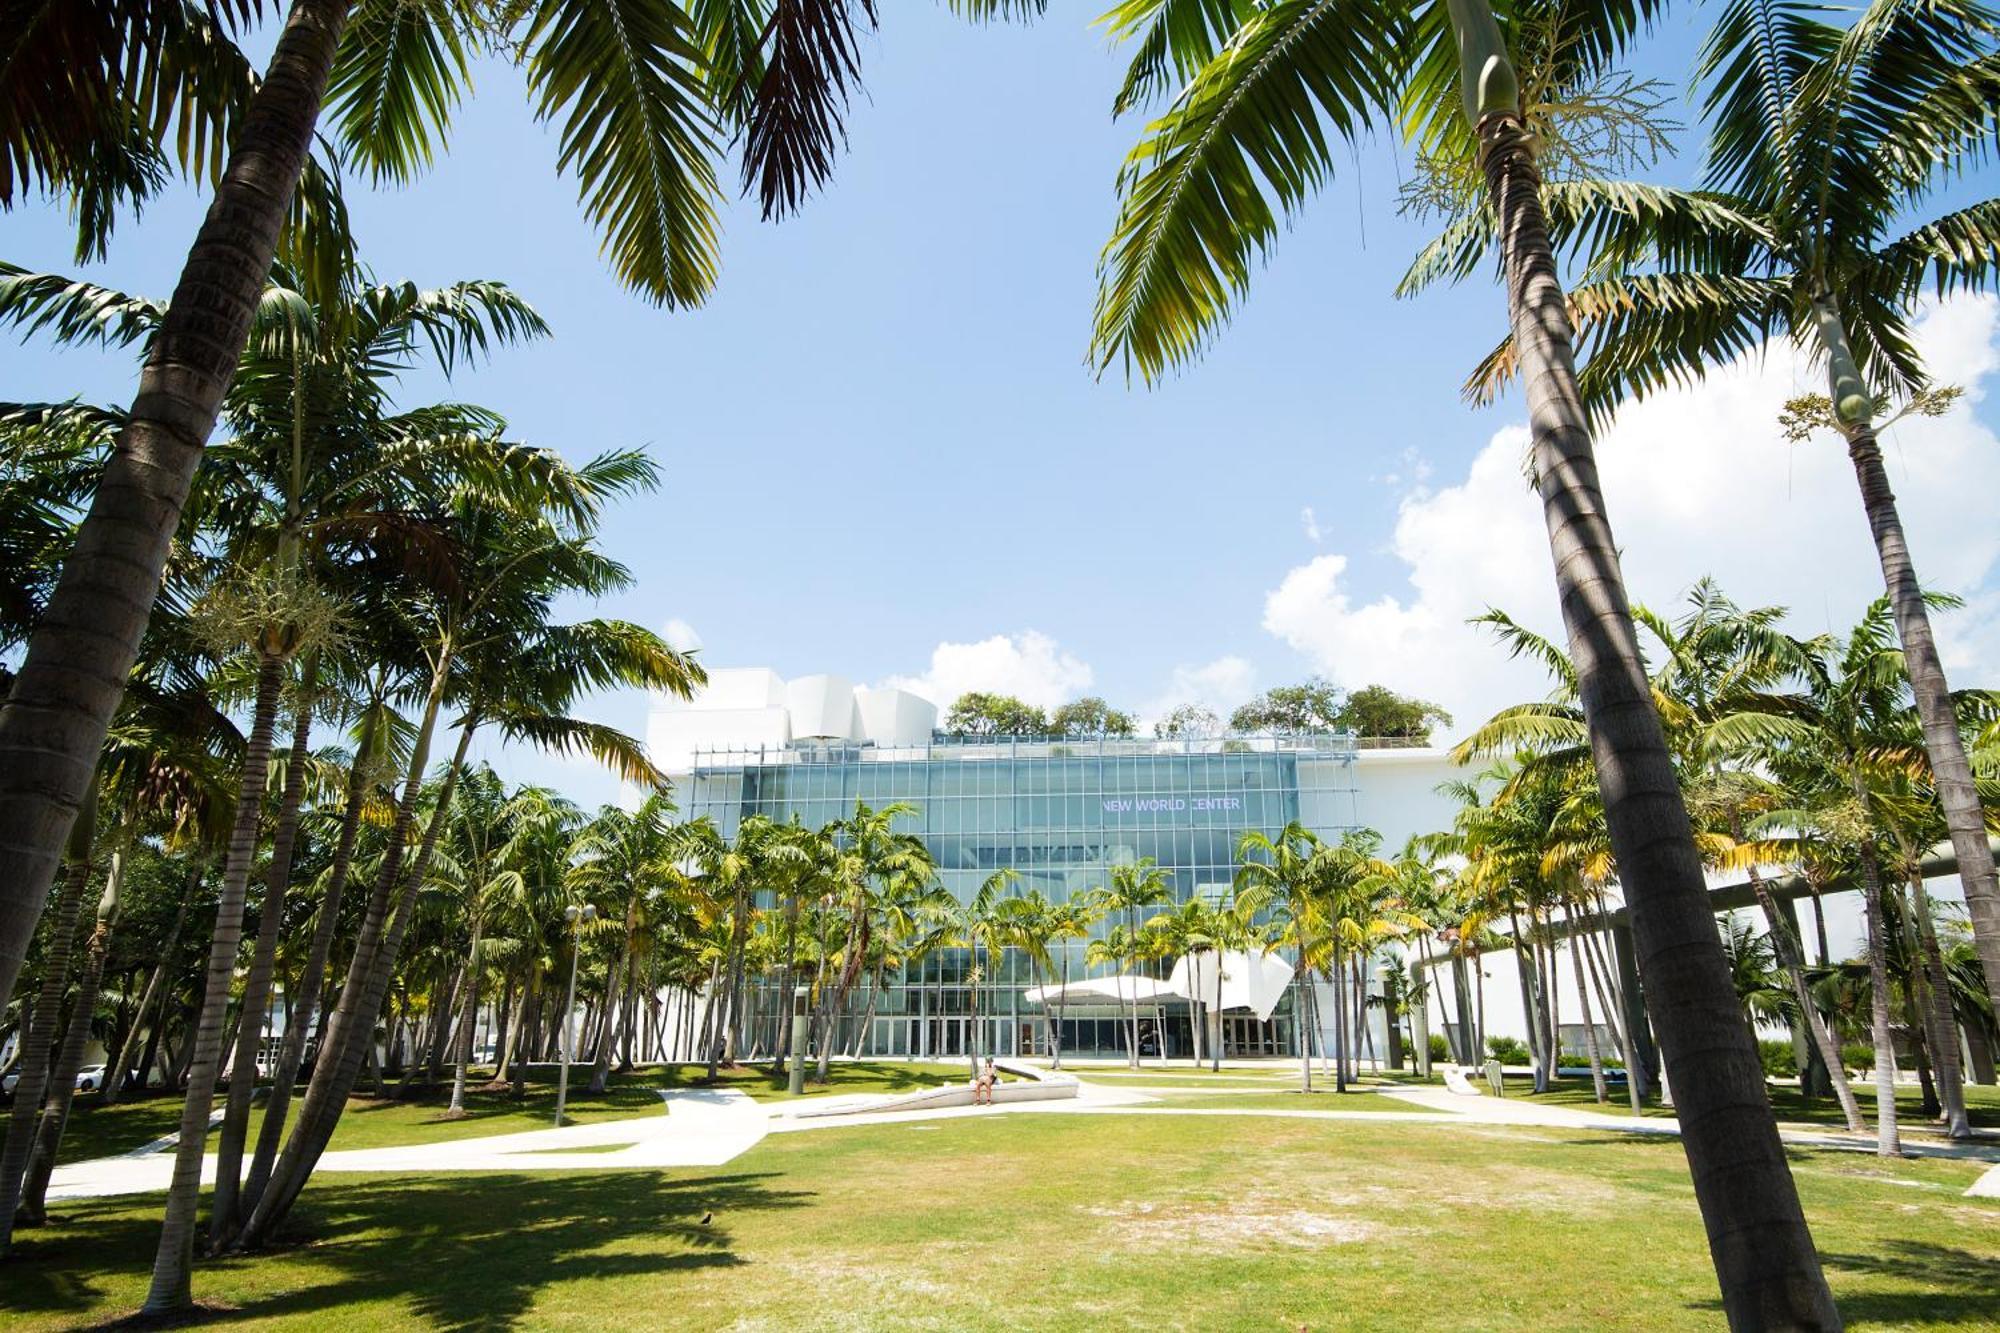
646, 669, 1970, 1078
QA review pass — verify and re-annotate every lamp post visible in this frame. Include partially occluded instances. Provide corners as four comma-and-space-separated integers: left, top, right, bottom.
787, 985, 811, 1096
554, 902, 597, 1126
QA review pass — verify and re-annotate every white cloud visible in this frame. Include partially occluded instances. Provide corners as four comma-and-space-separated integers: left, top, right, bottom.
1139, 655, 1257, 731
883, 630, 1094, 712
1261, 295, 2000, 739
1300, 506, 1323, 543
661, 617, 703, 653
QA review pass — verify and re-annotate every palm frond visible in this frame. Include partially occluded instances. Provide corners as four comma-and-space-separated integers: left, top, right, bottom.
1090, 0, 1408, 381
326, 0, 472, 184
522, 0, 724, 306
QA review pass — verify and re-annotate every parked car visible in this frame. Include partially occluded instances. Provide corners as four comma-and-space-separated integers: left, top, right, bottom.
4, 1064, 109, 1096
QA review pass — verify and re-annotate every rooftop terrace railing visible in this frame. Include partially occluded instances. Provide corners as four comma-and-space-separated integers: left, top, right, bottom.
689, 731, 1383, 770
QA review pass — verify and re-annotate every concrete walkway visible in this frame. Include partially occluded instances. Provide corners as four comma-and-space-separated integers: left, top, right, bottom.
43, 1088, 768, 1203
44, 1073, 2000, 1202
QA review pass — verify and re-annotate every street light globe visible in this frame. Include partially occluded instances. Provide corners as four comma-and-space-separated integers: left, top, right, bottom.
581, 904, 598, 922
564, 905, 580, 923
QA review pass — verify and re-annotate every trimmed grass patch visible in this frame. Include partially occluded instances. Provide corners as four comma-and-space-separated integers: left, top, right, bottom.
9, 1109, 1993, 1329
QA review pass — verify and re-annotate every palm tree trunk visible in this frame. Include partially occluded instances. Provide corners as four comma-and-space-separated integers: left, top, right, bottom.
238, 699, 474, 1252
1821, 301, 2000, 1012
0, 0, 353, 1025
106, 860, 197, 1106
242, 703, 373, 1218
0, 815, 93, 1253
447, 916, 487, 1116
19, 854, 124, 1222
1297, 960, 1314, 1093
587, 927, 626, 1096
1569, 932, 1607, 1103
1856, 842, 1902, 1157
1053, 950, 1069, 1070
1331, 944, 1348, 1094
1743, 858, 1865, 1132
1903, 870, 1970, 1138
211, 665, 316, 1246
144, 651, 285, 1313
1581, 920, 1645, 1114
720, 882, 751, 1063
1463, 36, 1836, 1316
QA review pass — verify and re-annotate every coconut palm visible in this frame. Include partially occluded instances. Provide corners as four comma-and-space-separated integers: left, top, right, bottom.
1418, 0, 2000, 1013
1093, 0, 1832, 1313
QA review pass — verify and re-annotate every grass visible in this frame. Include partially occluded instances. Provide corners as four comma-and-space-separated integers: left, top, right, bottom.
50, 1062, 989, 1166
1136, 1090, 1419, 1113
6, 1106, 1994, 1329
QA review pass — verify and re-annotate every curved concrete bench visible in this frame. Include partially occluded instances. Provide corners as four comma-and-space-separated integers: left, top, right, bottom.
1440, 1065, 1482, 1097
784, 1059, 1078, 1120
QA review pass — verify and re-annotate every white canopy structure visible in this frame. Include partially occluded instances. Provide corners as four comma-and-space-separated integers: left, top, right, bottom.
1167, 950, 1296, 1022
1025, 951, 1295, 1020
1022, 976, 1181, 1006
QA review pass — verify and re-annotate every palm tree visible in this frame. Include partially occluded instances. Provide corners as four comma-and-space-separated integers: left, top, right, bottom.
1730, 599, 1982, 1146
233, 457, 699, 1260
955, 869, 1022, 1074
568, 793, 682, 1094
1144, 895, 1220, 1068
998, 889, 1058, 1060
1238, 823, 1328, 1089
1041, 894, 1100, 1070
1092, 0, 1834, 1314
1420, 0, 2000, 1013
1089, 858, 1173, 1068
815, 802, 928, 1082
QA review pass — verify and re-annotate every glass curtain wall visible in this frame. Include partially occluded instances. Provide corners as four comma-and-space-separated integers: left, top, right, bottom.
687, 736, 1360, 1059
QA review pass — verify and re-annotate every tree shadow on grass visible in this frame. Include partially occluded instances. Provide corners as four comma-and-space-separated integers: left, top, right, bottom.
7, 1169, 812, 1331
1818, 1241, 2000, 1327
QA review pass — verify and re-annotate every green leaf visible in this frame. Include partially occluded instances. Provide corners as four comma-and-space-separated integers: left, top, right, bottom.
523, 0, 725, 306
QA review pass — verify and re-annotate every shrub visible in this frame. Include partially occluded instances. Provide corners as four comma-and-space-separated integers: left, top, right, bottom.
1840, 1041, 1875, 1073
1429, 1033, 1451, 1062
1486, 1035, 1532, 1066
1758, 1039, 1798, 1079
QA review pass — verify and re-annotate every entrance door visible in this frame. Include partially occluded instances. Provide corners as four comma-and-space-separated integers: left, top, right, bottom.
932, 1017, 965, 1058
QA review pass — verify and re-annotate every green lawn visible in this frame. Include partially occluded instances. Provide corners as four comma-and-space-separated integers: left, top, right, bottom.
51, 1062, 988, 1165
7, 1109, 1993, 1329
1136, 1090, 1418, 1113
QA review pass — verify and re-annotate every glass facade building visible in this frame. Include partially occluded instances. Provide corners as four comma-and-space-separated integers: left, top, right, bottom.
685, 733, 1362, 1060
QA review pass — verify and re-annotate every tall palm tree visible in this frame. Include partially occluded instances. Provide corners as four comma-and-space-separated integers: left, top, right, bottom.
1730, 599, 1983, 1146
1089, 857, 1173, 1068
1092, 0, 1834, 1316
956, 868, 1022, 1073
232, 457, 699, 1262
1040, 894, 1100, 1070
1419, 0, 2000, 1012
1238, 822, 1329, 1089
568, 792, 682, 1094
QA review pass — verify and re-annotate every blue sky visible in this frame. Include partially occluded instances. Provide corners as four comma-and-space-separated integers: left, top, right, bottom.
7, 8, 1999, 809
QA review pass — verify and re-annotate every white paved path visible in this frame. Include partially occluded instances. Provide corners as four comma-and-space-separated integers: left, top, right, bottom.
44, 1088, 767, 1203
